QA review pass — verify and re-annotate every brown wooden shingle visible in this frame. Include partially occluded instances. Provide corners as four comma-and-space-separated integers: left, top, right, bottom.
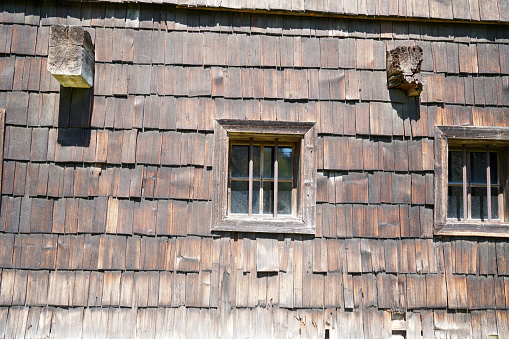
133, 201, 157, 236
30, 199, 53, 234
136, 131, 162, 165
0, 197, 20, 233
28, 164, 40, 198
2, 162, 15, 195
6, 127, 30, 160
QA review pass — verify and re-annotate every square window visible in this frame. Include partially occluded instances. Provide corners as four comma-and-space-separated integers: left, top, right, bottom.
212, 119, 316, 234
435, 126, 509, 237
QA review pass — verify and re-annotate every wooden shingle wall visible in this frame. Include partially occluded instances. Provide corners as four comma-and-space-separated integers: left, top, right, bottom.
1, 1, 509, 338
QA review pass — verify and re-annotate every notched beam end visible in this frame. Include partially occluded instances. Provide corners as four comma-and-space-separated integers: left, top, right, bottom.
386, 45, 425, 97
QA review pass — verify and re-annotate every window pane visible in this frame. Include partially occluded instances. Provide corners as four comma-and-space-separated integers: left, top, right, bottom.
447, 186, 463, 220
278, 147, 293, 180
278, 182, 292, 215
230, 181, 248, 214
491, 187, 499, 220
448, 151, 463, 184
490, 152, 498, 185
252, 181, 260, 214
263, 181, 274, 214
264, 147, 274, 179
471, 152, 487, 185
471, 187, 487, 220
253, 146, 261, 179
231, 146, 249, 178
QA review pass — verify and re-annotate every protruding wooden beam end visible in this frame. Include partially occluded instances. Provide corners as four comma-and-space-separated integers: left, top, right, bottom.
387, 45, 425, 97
47, 25, 95, 88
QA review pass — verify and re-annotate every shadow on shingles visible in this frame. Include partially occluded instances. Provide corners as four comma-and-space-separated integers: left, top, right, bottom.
57, 86, 93, 147
389, 89, 421, 124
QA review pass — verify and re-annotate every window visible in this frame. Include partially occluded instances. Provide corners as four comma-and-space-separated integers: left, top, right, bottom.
435, 126, 509, 237
212, 119, 316, 234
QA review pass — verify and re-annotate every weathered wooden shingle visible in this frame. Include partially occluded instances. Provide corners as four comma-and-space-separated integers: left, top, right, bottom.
136, 131, 162, 165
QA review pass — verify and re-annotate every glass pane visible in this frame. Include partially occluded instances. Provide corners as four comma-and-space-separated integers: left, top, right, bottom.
264, 147, 274, 179
278, 147, 293, 180
448, 151, 463, 184
490, 152, 498, 185
230, 181, 248, 214
278, 182, 292, 215
471, 187, 487, 220
253, 146, 261, 179
230, 146, 249, 178
447, 186, 463, 220
263, 181, 274, 215
252, 181, 260, 214
471, 152, 487, 185
491, 187, 499, 220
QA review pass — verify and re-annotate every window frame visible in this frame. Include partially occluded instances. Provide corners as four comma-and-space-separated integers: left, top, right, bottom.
212, 119, 316, 234
435, 125, 509, 237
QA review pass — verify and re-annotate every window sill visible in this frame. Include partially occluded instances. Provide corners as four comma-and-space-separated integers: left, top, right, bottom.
435, 222, 509, 237
212, 216, 315, 234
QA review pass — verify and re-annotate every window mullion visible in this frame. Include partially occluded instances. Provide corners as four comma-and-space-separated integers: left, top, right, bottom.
487, 146, 492, 221
228, 142, 232, 215
274, 139, 278, 218
260, 145, 264, 215
463, 145, 468, 221
248, 138, 253, 216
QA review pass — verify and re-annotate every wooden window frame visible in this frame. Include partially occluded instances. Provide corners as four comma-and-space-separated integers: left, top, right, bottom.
435, 126, 509, 237
212, 119, 316, 234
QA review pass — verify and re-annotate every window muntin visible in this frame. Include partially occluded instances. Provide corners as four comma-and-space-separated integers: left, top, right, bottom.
447, 146, 501, 222
229, 138, 296, 217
